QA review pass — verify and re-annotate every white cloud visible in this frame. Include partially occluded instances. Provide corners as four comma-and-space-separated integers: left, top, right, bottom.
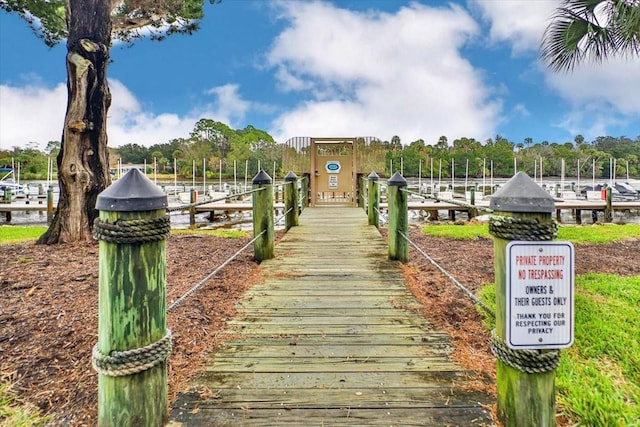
470, 0, 559, 55
0, 82, 67, 151
204, 83, 251, 125
265, 1, 502, 144
0, 79, 260, 150
543, 58, 640, 138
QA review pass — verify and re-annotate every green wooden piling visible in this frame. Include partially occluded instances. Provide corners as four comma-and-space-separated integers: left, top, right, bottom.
94, 169, 169, 427
368, 172, 380, 227
252, 170, 274, 261
468, 187, 478, 219
47, 187, 54, 224
284, 171, 299, 231
387, 172, 408, 262
302, 174, 310, 209
357, 174, 364, 209
189, 188, 196, 229
605, 187, 612, 222
490, 172, 558, 427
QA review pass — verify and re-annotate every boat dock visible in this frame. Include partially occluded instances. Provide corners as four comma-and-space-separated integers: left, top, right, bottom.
2, 194, 640, 225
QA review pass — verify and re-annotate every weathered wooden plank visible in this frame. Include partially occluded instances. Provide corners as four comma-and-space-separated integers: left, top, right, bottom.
205, 357, 457, 373
248, 271, 408, 283
221, 334, 453, 347
207, 344, 453, 359
244, 289, 408, 298
258, 269, 403, 278
236, 295, 419, 309
256, 278, 407, 287
228, 315, 430, 326
171, 406, 492, 427
191, 370, 479, 389
234, 307, 421, 317
173, 387, 492, 408
224, 323, 430, 335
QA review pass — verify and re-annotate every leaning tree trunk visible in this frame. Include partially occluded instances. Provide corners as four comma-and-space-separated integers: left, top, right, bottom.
38, 0, 112, 244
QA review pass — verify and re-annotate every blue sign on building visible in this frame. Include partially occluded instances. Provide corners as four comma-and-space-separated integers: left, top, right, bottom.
325, 161, 341, 173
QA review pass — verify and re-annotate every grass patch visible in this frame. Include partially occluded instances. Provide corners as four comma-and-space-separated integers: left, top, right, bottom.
0, 226, 47, 244
0, 380, 50, 426
555, 224, 640, 244
171, 229, 248, 238
421, 224, 490, 239
477, 274, 640, 425
421, 223, 640, 243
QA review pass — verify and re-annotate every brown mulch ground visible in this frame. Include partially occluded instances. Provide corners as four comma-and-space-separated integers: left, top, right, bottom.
1, 225, 639, 426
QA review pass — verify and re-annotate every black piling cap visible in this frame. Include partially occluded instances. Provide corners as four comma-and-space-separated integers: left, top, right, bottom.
96, 168, 167, 212
284, 171, 298, 181
490, 172, 554, 213
368, 171, 380, 181
387, 171, 407, 187
252, 169, 273, 185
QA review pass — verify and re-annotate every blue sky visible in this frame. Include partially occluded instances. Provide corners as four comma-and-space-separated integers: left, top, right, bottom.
1, 0, 639, 151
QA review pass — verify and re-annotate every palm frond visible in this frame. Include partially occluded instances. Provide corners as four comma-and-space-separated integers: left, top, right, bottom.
613, 0, 640, 57
541, 0, 640, 72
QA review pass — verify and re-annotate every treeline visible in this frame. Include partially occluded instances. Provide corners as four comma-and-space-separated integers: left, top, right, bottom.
383, 134, 640, 179
1, 121, 638, 181
113, 119, 282, 179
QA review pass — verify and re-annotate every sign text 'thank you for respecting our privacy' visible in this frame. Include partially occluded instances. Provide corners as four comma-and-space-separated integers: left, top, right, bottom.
506, 241, 575, 350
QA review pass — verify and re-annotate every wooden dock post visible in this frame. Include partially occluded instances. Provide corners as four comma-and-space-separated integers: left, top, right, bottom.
252, 170, 274, 261
189, 188, 196, 229
302, 174, 310, 209
38, 184, 45, 206
368, 171, 380, 227
284, 171, 299, 231
468, 187, 478, 219
489, 172, 559, 427
357, 173, 365, 208
93, 169, 171, 427
47, 187, 54, 224
605, 187, 613, 222
387, 172, 408, 262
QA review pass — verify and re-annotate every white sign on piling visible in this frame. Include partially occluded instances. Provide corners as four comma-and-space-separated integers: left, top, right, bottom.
506, 241, 575, 349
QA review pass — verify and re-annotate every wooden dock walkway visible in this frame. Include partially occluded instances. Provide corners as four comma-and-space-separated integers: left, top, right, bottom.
173, 207, 494, 425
